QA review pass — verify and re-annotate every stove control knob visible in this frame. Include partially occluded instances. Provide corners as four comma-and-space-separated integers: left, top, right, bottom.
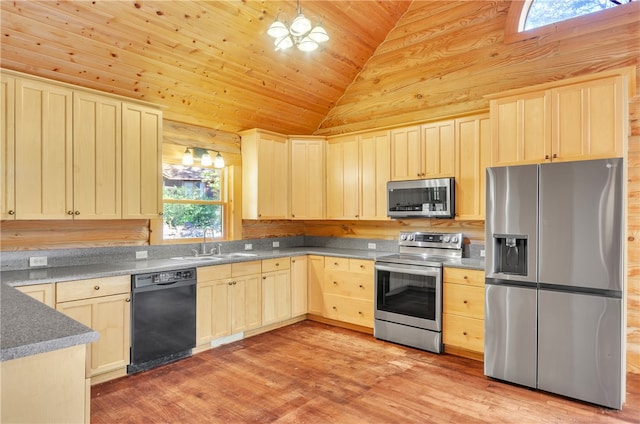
408, 234, 415, 241
400, 234, 407, 241
451, 236, 458, 243
443, 236, 450, 242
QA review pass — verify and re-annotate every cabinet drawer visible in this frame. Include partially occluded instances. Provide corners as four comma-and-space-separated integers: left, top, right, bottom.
323, 271, 373, 299
324, 257, 349, 271
57, 275, 130, 303
443, 283, 484, 319
262, 257, 290, 273
444, 267, 484, 287
323, 294, 373, 328
197, 264, 232, 282
443, 314, 484, 353
349, 259, 373, 275
231, 260, 261, 276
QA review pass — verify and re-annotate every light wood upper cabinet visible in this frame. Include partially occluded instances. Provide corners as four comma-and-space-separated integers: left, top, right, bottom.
73, 92, 122, 219
390, 125, 421, 180
326, 135, 360, 219
14, 78, 73, 220
490, 90, 550, 166
122, 102, 162, 219
455, 114, 491, 220
422, 120, 455, 178
359, 130, 391, 221
240, 129, 289, 220
551, 76, 624, 162
490, 72, 627, 166
0, 74, 15, 220
290, 138, 325, 219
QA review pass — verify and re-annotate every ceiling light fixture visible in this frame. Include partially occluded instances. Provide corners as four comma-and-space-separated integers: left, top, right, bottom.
267, 0, 329, 52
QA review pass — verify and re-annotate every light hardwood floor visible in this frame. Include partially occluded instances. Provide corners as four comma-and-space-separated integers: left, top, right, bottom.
92, 321, 639, 423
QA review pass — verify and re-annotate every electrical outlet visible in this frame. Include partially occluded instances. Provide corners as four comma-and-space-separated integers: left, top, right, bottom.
29, 256, 48, 267
136, 250, 148, 259
368, 243, 377, 250
480, 250, 485, 257
272, 241, 280, 248
245, 243, 253, 250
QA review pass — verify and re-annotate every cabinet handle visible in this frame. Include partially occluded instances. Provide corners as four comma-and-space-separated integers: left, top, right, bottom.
67, 210, 74, 215
234, 281, 237, 285
359, 284, 364, 289
125, 298, 131, 303
545, 155, 550, 160
355, 215, 359, 218
333, 281, 338, 285
228, 281, 233, 286
463, 300, 468, 304
358, 311, 363, 315
158, 211, 164, 216
263, 276, 266, 280
275, 263, 279, 267
332, 306, 337, 310
8, 210, 14, 215
553, 153, 558, 159
334, 262, 339, 266
291, 214, 295, 218
360, 265, 365, 269
463, 275, 468, 280
74, 210, 80, 215
94, 285, 100, 291
463, 332, 467, 336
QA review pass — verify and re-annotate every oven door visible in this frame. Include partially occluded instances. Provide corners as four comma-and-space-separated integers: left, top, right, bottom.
374, 262, 442, 332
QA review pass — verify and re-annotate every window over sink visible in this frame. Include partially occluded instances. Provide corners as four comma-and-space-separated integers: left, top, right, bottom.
162, 163, 227, 241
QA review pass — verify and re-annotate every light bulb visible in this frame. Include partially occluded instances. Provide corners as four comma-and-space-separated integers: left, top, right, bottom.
297, 37, 318, 52
308, 25, 329, 43
182, 148, 194, 166
200, 151, 212, 166
267, 20, 289, 38
290, 13, 311, 36
214, 152, 225, 169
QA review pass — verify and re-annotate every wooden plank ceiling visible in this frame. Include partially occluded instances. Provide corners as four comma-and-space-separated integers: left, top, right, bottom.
0, 0, 411, 135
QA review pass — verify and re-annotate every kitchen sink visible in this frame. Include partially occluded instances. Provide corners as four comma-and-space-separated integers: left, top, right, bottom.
170, 256, 223, 261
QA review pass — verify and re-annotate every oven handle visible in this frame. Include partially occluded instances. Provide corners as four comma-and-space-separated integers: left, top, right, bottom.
374, 263, 441, 277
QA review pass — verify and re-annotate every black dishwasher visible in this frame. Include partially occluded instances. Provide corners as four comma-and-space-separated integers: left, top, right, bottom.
128, 268, 197, 374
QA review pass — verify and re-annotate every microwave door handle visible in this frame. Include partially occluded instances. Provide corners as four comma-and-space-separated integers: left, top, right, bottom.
375, 264, 440, 277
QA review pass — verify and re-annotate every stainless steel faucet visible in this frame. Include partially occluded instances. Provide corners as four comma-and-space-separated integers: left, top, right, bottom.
201, 227, 213, 255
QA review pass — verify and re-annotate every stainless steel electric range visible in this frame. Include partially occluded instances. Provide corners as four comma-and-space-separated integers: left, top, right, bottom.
374, 231, 463, 353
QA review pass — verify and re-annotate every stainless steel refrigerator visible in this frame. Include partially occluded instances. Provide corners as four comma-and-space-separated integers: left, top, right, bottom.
484, 158, 625, 410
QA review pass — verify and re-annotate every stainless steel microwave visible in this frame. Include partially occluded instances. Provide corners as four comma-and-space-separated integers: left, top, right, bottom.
387, 178, 455, 218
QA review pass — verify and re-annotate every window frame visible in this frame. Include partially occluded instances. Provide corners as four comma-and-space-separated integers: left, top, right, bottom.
504, 0, 640, 44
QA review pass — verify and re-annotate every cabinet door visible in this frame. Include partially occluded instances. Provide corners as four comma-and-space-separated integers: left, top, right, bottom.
231, 274, 261, 333
57, 293, 131, 377
15, 283, 54, 307
359, 130, 390, 220
211, 279, 232, 339
490, 91, 550, 166
196, 279, 216, 345
73, 92, 122, 219
551, 76, 623, 162
262, 269, 291, 325
422, 120, 455, 178
326, 136, 359, 219
455, 114, 490, 220
290, 138, 325, 219
307, 255, 325, 316
290, 256, 308, 317
390, 125, 421, 180
15, 78, 73, 219
255, 134, 289, 219
0, 74, 15, 220
122, 102, 162, 219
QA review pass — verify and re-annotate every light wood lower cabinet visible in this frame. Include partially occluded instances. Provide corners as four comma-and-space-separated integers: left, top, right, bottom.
55, 276, 131, 381
261, 257, 291, 326
443, 267, 485, 359
1, 344, 89, 424
290, 255, 308, 317
322, 257, 374, 328
15, 283, 54, 307
307, 255, 325, 316
197, 261, 262, 344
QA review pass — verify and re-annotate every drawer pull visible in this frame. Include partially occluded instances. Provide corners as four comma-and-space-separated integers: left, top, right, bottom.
94, 285, 100, 291
463, 275, 468, 280
275, 263, 279, 267
463, 300, 468, 304
358, 311, 363, 315
359, 284, 364, 289
333, 281, 338, 285
463, 332, 467, 336
332, 306, 337, 310
334, 262, 339, 266
360, 265, 365, 269
263, 276, 267, 280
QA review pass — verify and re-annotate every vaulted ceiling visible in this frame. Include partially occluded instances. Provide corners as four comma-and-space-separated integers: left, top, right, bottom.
0, 1, 412, 135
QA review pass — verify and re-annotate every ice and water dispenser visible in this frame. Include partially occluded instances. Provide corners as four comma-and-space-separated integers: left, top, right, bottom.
493, 234, 528, 276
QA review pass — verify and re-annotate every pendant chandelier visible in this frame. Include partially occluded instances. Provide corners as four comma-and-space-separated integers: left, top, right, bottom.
267, 0, 329, 52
